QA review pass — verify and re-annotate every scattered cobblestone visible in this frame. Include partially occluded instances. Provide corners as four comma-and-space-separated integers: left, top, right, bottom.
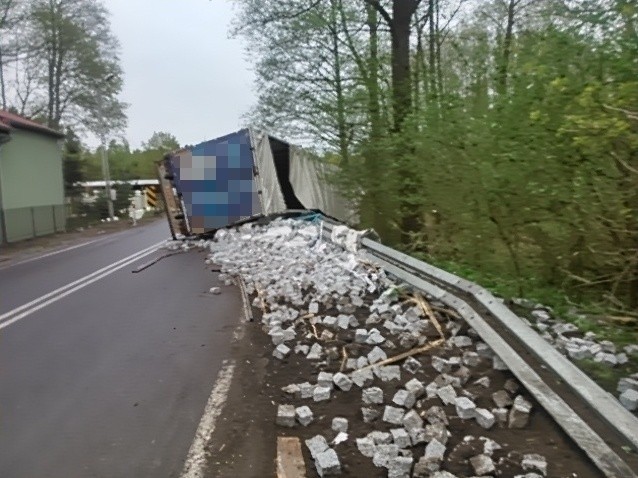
332, 417, 348, 433
470, 454, 495, 475
392, 389, 416, 409
296, 405, 314, 426
362, 387, 384, 405
276, 404, 296, 427
207, 220, 609, 477
521, 454, 547, 476
509, 395, 533, 428
382, 406, 405, 425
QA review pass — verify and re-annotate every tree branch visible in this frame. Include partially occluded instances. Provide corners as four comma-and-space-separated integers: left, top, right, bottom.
256, 0, 323, 26
610, 151, 638, 175
337, 0, 368, 82
603, 103, 638, 121
362, 0, 393, 28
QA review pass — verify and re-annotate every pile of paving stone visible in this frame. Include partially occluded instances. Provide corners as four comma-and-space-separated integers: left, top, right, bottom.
205, 219, 555, 477
515, 300, 638, 412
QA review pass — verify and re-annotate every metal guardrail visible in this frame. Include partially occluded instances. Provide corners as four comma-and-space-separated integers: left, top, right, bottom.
321, 220, 638, 478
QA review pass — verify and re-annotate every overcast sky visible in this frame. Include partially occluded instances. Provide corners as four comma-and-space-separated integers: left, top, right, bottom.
105, 0, 255, 150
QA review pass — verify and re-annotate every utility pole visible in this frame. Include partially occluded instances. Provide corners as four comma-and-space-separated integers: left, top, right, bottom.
96, 73, 117, 221
100, 135, 115, 220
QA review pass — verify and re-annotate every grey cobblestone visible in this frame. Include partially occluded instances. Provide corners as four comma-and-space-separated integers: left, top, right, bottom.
382, 406, 405, 425
362, 387, 384, 405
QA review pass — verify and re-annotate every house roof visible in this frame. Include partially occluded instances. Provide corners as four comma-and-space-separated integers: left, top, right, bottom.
0, 110, 65, 139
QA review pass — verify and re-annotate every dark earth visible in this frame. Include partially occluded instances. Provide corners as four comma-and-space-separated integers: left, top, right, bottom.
0, 221, 615, 477
203, 273, 603, 478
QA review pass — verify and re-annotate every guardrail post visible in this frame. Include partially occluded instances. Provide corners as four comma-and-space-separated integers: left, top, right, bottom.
0, 208, 6, 244
31, 206, 36, 238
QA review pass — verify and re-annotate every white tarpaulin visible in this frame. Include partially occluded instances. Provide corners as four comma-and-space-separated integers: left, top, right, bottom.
249, 129, 287, 215
288, 145, 352, 223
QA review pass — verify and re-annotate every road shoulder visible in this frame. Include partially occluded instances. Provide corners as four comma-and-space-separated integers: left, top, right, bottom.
204, 314, 277, 477
0, 216, 164, 266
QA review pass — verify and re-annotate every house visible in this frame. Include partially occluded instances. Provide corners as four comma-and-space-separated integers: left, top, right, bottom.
0, 110, 66, 244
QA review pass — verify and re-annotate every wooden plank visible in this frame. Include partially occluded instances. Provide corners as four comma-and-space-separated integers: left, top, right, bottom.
276, 436, 306, 478
156, 161, 188, 238
355, 338, 444, 372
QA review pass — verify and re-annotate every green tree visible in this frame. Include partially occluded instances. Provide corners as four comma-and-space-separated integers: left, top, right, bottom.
82, 132, 180, 183
231, 0, 638, 310
141, 131, 179, 151
232, 0, 368, 160
26, 0, 126, 132
62, 128, 85, 197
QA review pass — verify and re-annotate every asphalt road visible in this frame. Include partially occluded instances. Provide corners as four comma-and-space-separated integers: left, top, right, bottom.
0, 221, 241, 477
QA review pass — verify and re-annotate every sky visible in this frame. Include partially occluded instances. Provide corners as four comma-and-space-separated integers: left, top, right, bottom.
104, 0, 256, 150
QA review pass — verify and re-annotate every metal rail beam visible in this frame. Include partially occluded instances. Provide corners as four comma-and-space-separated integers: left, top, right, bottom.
361, 237, 638, 452
367, 252, 637, 478
318, 219, 638, 477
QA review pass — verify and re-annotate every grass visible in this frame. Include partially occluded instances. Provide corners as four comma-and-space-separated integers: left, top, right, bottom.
576, 358, 638, 394
419, 253, 637, 338
568, 314, 638, 347
411, 252, 638, 388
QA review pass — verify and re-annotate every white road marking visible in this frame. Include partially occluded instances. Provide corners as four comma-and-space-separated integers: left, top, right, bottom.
234, 276, 253, 324
0, 238, 104, 270
0, 240, 166, 330
181, 360, 236, 478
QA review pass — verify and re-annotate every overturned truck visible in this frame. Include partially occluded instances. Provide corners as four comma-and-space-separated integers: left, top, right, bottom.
157, 128, 350, 238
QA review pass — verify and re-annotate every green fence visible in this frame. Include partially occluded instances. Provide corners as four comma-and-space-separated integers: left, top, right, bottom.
0, 205, 66, 243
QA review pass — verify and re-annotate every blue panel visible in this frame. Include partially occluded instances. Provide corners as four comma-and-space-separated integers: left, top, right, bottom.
170, 129, 261, 232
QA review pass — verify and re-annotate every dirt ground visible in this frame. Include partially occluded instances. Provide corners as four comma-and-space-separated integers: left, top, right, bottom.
0, 214, 164, 265
204, 283, 603, 478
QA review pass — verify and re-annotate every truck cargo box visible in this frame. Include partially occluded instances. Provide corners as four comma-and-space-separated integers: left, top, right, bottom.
159, 128, 350, 237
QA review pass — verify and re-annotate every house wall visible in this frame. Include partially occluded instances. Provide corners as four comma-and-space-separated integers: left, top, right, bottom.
0, 162, 3, 244
0, 129, 66, 242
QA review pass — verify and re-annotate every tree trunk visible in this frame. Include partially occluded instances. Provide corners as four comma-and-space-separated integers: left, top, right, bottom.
392, 0, 420, 244
427, 0, 437, 101
390, 0, 418, 130
46, 0, 58, 127
435, 0, 443, 100
367, 4, 381, 139
47, 55, 56, 126
413, 13, 428, 116
0, 46, 5, 109
489, 212, 524, 296
497, 0, 516, 96
364, 0, 419, 128
364, 0, 421, 245
330, 0, 349, 165
54, 47, 64, 127
629, 253, 638, 309
361, 4, 389, 238
0, 0, 14, 110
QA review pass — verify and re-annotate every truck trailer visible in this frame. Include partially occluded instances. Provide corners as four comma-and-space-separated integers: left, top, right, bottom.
157, 128, 350, 238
